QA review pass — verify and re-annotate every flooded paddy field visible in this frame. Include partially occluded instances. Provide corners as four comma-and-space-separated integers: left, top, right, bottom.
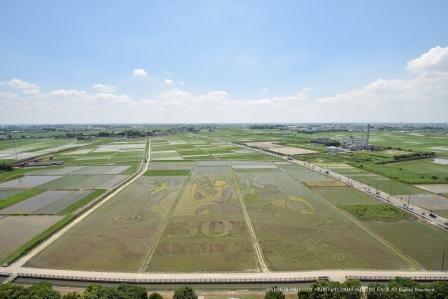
26, 176, 188, 272
0, 215, 64, 261
234, 164, 413, 271
146, 162, 258, 272
24, 157, 448, 273
0, 190, 93, 215
0, 138, 147, 265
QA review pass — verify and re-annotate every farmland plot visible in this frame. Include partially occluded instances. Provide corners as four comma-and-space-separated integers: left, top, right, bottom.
0, 215, 63, 261
326, 165, 426, 195
315, 185, 448, 270
146, 162, 258, 272
26, 176, 187, 272
365, 220, 448, 270
0, 190, 19, 200
40, 174, 128, 189
0, 190, 93, 215
234, 164, 413, 271
0, 176, 62, 189
30, 166, 85, 176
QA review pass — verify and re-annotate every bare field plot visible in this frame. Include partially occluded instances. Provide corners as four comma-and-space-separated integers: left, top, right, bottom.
26, 176, 187, 272
146, 163, 258, 272
234, 165, 413, 271
0, 215, 63, 261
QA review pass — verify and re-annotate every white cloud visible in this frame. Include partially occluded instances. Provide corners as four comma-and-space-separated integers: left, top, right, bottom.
316, 46, 448, 121
0, 46, 447, 123
7, 78, 40, 94
260, 87, 269, 93
92, 83, 117, 93
132, 68, 147, 77
407, 46, 448, 73
164, 79, 173, 85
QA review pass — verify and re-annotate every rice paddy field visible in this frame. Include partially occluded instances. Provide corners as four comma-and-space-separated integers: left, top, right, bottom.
0, 138, 147, 264
0, 215, 64, 261
2, 132, 448, 273
204, 128, 448, 184
150, 135, 277, 161
0, 139, 93, 162
146, 162, 258, 272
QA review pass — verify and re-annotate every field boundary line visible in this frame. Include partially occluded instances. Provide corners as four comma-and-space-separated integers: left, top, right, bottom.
337, 207, 423, 270
199, 134, 425, 271
7, 138, 151, 270
11, 139, 107, 167
138, 169, 193, 272
278, 166, 423, 271
229, 163, 269, 272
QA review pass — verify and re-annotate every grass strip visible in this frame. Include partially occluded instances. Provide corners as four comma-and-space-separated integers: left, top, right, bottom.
144, 169, 190, 176
0, 168, 36, 182
342, 204, 412, 222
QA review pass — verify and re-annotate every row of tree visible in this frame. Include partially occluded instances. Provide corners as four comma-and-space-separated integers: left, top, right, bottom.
0, 162, 13, 171
1, 278, 448, 299
0, 283, 198, 299
391, 151, 436, 162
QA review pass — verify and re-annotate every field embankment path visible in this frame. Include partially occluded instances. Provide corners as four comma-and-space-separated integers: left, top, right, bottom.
5, 138, 151, 271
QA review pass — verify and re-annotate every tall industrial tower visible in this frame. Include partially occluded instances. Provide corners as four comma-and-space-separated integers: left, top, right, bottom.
366, 124, 370, 146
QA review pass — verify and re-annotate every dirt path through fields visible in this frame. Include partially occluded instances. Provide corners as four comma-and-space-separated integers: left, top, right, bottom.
7, 138, 151, 270
230, 164, 269, 272
138, 170, 193, 272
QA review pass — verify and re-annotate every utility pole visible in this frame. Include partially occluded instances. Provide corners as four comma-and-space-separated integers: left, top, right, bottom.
441, 249, 446, 271
14, 138, 18, 160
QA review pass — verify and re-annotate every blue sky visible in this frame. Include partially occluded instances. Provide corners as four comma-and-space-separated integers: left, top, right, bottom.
1, 0, 448, 123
